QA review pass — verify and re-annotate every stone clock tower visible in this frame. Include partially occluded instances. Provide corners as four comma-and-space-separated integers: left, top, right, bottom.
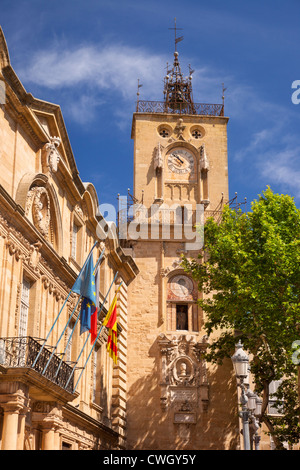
124, 43, 239, 450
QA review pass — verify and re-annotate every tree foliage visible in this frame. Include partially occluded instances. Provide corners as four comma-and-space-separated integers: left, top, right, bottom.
182, 188, 300, 449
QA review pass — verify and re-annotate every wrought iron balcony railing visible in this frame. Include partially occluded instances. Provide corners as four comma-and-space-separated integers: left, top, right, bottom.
118, 206, 223, 229
0, 336, 74, 393
136, 100, 224, 116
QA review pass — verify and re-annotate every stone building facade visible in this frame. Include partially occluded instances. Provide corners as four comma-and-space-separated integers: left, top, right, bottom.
0, 26, 281, 451
124, 50, 240, 450
0, 27, 138, 450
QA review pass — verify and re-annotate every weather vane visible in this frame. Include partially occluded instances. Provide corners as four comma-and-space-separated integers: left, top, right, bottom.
136, 78, 143, 112
169, 17, 184, 52
222, 83, 227, 106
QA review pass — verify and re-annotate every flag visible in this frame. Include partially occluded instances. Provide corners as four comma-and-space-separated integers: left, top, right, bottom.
80, 298, 94, 335
72, 251, 96, 302
72, 252, 97, 335
102, 293, 118, 364
90, 262, 100, 344
175, 36, 184, 45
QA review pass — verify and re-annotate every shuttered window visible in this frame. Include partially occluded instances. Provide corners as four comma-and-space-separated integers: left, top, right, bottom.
72, 223, 78, 259
19, 278, 31, 337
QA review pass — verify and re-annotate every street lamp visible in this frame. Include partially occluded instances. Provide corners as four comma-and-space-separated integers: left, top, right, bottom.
231, 341, 263, 450
231, 340, 251, 450
253, 396, 263, 450
247, 388, 262, 450
255, 396, 262, 417
231, 340, 249, 379
247, 389, 257, 412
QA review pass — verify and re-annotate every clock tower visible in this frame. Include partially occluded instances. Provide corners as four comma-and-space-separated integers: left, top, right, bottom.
124, 39, 239, 450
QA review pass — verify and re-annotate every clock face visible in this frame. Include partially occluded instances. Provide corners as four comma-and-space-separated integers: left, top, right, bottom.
167, 148, 194, 175
170, 275, 194, 299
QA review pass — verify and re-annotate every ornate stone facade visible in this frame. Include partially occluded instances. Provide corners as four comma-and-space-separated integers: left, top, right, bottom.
158, 333, 209, 423
0, 27, 138, 450
125, 47, 240, 450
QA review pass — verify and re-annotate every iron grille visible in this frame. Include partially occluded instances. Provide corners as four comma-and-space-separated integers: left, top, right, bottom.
0, 336, 74, 393
136, 100, 224, 116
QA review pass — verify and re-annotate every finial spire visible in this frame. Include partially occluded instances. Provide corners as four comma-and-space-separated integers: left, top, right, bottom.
169, 17, 184, 53
136, 79, 143, 112
164, 19, 194, 114
222, 83, 227, 107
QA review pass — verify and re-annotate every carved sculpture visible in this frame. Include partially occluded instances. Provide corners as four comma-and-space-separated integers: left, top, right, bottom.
42, 136, 61, 174
174, 118, 186, 140
199, 144, 209, 171
154, 142, 164, 171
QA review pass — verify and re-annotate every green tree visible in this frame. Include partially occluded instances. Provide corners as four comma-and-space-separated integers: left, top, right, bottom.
182, 187, 300, 449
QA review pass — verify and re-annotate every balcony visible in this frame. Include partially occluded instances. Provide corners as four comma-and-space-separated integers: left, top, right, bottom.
136, 100, 224, 117
0, 336, 74, 395
118, 205, 223, 230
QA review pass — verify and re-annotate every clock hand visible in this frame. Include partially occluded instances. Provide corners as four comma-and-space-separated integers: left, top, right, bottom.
172, 153, 184, 164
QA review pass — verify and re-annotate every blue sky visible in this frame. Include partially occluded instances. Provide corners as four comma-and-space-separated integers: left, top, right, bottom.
1, 0, 300, 215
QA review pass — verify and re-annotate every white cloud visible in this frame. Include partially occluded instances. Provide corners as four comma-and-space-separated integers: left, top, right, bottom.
260, 147, 300, 198
15, 38, 300, 201
18, 42, 167, 102
67, 93, 105, 124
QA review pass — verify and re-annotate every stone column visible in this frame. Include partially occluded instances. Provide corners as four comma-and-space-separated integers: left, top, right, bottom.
42, 425, 56, 450
0, 382, 29, 451
1, 403, 20, 450
31, 402, 62, 451
17, 399, 30, 450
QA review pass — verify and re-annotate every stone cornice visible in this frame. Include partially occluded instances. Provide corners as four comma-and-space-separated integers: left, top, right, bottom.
0, 367, 77, 404
63, 403, 119, 441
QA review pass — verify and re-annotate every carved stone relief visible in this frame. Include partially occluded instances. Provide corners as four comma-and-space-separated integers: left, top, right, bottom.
161, 258, 182, 277
174, 118, 186, 140
26, 187, 50, 239
158, 333, 209, 424
74, 203, 84, 221
25, 241, 42, 271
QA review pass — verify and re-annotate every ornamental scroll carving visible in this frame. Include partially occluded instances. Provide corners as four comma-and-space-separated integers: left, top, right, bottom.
26, 187, 50, 239
158, 333, 209, 419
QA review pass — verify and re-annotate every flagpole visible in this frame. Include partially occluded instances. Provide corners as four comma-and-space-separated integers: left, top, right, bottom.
54, 249, 105, 378
65, 272, 119, 391
41, 295, 82, 375
54, 310, 81, 379
72, 326, 104, 393
72, 281, 122, 394
32, 241, 98, 368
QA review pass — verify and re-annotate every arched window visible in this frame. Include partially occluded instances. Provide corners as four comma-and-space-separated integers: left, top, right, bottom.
167, 273, 199, 332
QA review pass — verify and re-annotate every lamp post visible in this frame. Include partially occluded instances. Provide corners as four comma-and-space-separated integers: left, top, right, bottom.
253, 396, 262, 450
231, 340, 251, 450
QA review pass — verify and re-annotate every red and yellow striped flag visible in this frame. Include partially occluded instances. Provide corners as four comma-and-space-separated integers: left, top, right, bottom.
102, 293, 118, 364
